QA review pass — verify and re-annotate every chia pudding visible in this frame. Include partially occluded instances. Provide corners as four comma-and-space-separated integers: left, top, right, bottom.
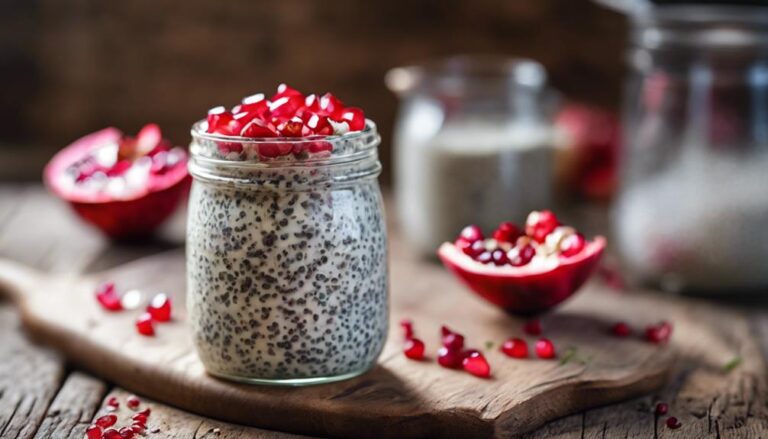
186, 87, 388, 385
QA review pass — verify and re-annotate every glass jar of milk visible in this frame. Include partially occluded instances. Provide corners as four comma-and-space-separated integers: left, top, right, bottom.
386, 56, 557, 256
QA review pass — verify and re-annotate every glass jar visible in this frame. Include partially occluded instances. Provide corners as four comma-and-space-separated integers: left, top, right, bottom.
615, 3, 768, 293
186, 121, 388, 385
386, 56, 557, 257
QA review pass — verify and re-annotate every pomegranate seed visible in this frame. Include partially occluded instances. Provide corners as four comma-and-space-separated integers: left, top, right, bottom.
240, 93, 268, 114
132, 413, 148, 425
86, 425, 102, 439
147, 294, 171, 322
206, 106, 233, 133
400, 319, 414, 339
338, 107, 365, 131
273, 83, 303, 99
269, 95, 304, 119
442, 333, 465, 351
303, 112, 334, 136
131, 423, 145, 434
491, 249, 508, 266
655, 402, 669, 415
611, 322, 632, 337
95, 414, 117, 428
535, 338, 557, 359
666, 416, 681, 429
461, 240, 485, 258
560, 233, 586, 257
119, 427, 135, 439
476, 251, 493, 264
103, 428, 121, 439
126, 395, 141, 409
525, 210, 560, 243
459, 225, 484, 243
441, 325, 453, 337
106, 396, 119, 408
493, 222, 521, 243
523, 319, 542, 336
645, 321, 673, 344
462, 351, 491, 378
508, 244, 536, 267
305, 94, 322, 112
437, 346, 463, 369
277, 117, 306, 137
135, 313, 155, 336
240, 118, 277, 138
95, 283, 123, 312
319, 92, 345, 116
403, 338, 425, 360
501, 338, 529, 358
308, 140, 333, 154
137, 408, 151, 417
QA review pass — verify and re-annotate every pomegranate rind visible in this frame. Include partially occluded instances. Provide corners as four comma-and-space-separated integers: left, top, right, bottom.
43, 127, 191, 240
437, 237, 606, 315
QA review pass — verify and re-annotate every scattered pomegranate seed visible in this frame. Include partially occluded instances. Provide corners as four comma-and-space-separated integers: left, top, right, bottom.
560, 233, 586, 257
535, 338, 557, 359
462, 351, 491, 378
508, 244, 536, 267
135, 313, 155, 336
95, 414, 117, 428
476, 251, 493, 264
459, 225, 484, 244
440, 325, 453, 337
655, 402, 669, 415
126, 395, 141, 410
442, 333, 465, 351
131, 423, 146, 434
666, 416, 681, 429
95, 283, 123, 312
400, 319, 414, 339
131, 413, 148, 425
147, 294, 171, 322
645, 321, 673, 344
501, 338, 529, 358
525, 210, 560, 243
102, 428, 121, 439
491, 249, 509, 266
403, 338, 426, 360
86, 425, 102, 439
611, 322, 632, 337
437, 346, 463, 369
523, 319, 542, 336
492, 222, 521, 243
119, 427, 136, 438
319, 92, 345, 116
137, 408, 151, 417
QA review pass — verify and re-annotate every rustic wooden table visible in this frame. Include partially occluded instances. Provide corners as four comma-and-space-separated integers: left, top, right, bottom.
1, 184, 767, 438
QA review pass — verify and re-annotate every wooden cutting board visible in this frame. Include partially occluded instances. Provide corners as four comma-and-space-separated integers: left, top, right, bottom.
0, 233, 678, 439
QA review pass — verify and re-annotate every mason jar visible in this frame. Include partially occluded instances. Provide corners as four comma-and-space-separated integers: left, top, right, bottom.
614, 3, 768, 293
186, 120, 388, 385
386, 56, 557, 257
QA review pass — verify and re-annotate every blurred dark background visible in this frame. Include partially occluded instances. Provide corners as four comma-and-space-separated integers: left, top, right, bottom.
0, 0, 626, 183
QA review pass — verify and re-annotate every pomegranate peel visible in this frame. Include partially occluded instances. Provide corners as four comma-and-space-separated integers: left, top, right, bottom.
438, 236, 605, 314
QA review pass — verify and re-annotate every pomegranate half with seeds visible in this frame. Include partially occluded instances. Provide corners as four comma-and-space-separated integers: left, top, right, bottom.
44, 124, 191, 240
438, 210, 605, 315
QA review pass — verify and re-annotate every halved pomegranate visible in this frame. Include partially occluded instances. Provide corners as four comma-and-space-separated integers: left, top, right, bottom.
44, 124, 191, 240
438, 211, 606, 315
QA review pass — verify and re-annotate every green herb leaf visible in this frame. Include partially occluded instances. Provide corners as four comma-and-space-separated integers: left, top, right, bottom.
723, 356, 742, 373
559, 347, 578, 366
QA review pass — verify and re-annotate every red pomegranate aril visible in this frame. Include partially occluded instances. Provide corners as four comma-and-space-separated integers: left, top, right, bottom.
535, 338, 557, 359
277, 117, 306, 138
501, 337, 529, 358
96, 283, 123, 312
442, 333, 465, 351
491, 249, 508, 266
103, 428, 121, 439
304, 94, 322, 112
240, 93, 268, 113
95, 414, 117, 428
106, 395, 119, 408
400, 319, 414, 339
476, 251, 493, 264
508, 244, 536, 267
132, 413, 148, 425
269, 95, 304, 119
135, 313, 155, 336
319, 93, 344, 116
666, 416, 681, 429
308, 141, 333, 154
126, 394, 141, 409
437, 346, 463, 369
137, 408, 151, 417
338, 107, 365, 131
655, 402, 669, 415
131, 423, 145, 434
611, 322, 632, 337
523, 319, 542, 336
240, 118, 277, 138
462, 351, 491, 378
86, 425, 102, 439
119, 427, 135, 439
441, 325, 453, 337
304, 112, 334, 136
403, 338, 426, 360
273, 83, 303, 99
493, 222, 521, 243
147, 294, 171, 322
560, 233, 586, 257
526, 210, 560, 243
206, 106, 232, 133
645, 321, 673, 344
459, 225, 484, 243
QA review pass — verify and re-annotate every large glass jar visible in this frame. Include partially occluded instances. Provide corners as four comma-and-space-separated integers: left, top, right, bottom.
187, 121, 388, 385
615, 3, 768, 293
386, 56, 557, 256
